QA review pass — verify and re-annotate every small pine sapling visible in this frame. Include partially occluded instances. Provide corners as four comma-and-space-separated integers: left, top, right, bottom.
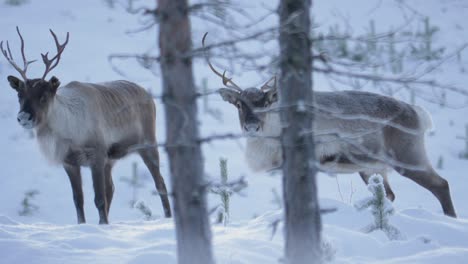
386, 30, 405, 75
213, 158, 230, 225
366, 20, 377, 55
200, 77, 223, 121
355, 175, 404, 240
410, 17, 444, 61
437, 155, 444, 170
134, 200, 154, 220
210, 158, 248, 226
18, 190, 39, 216
458, 124, 468, 159
321, 240, 337, 263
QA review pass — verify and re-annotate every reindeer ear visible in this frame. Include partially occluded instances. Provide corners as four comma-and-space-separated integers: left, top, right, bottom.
260, 76, 276, 91
49, 76, 60, 93
262, 76, 278, 103
219, 88, 240, 105
7, 75, 23, 91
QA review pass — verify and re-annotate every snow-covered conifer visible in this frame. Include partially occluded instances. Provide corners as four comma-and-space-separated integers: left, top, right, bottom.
355, 175, 404, 240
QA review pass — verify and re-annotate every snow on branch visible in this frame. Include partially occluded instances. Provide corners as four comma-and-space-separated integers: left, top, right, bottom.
355, 174, 404, 240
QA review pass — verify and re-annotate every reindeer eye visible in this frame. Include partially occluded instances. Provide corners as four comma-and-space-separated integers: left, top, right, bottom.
236, 102, 242, 109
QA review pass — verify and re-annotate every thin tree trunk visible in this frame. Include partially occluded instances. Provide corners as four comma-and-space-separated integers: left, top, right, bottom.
157, 1, 215, 263
278, 0, 322, 263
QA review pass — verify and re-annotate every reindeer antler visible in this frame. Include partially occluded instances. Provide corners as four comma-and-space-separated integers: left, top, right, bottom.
0, 26, 36, 82
202, 32, 242, 91
41, 29, 69, 80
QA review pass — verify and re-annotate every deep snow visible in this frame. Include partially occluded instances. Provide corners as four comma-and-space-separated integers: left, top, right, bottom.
1, 0, 468, 263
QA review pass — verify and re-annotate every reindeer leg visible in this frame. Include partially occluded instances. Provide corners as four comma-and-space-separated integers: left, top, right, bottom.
359, 171, 395, 201
64, 164, 85, 224
138, 147, 172, 218
388, 134, 456, 217
395, 166, 456, 217
91, 155, 109, 224
104, 161, 115, 216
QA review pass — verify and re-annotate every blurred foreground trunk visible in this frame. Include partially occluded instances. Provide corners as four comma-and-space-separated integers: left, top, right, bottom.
158, 0, 215, 263
278, 0, 322, 263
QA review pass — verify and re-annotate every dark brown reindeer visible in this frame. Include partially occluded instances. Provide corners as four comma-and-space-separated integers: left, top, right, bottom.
202, 34, 457, 218
2, 27, 171, 224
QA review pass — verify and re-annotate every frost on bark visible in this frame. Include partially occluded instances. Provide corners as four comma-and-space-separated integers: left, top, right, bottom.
157, 0, 214, 263
278, 0, 322, 263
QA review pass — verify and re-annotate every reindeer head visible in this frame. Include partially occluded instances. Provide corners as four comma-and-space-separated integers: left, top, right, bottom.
218, 79, 277, 135
202, 33, 278, 136
2, 27, 69, 129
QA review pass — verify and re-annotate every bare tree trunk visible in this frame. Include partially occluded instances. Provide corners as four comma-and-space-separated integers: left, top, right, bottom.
278, 0, 322, 263
157, 1, 215, 264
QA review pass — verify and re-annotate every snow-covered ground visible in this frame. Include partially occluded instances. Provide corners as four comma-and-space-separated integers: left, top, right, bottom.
1, 0, 468, 263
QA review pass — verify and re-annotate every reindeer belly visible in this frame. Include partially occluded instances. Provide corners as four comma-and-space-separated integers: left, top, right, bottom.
244, 133, 388, 174
315, 134, 389, 175
318, 153, 388, 175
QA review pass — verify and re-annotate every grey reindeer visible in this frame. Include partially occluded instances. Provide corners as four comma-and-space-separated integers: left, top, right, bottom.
2, 27, 171, 224
202, 35, 456, 218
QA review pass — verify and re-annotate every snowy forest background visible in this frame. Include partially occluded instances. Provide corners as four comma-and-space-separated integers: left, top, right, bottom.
1, 0, 468, 263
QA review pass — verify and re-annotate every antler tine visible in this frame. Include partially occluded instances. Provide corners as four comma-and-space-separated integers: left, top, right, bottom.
0, 27, 36, 82
202, 32, 242, 91
16, 26, 36, 69
5, 40, 14, 61
41, 29, 69, 80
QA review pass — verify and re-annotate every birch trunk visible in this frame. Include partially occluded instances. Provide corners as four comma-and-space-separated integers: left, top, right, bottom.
278, 0, 322, 263
157, 0, 215, 263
